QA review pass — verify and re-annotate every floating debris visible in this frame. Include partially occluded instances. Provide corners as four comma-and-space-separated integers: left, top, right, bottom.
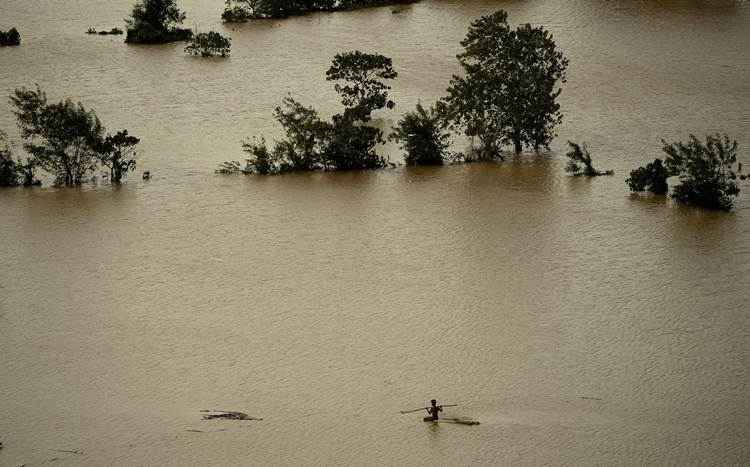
201, 410, 262, 421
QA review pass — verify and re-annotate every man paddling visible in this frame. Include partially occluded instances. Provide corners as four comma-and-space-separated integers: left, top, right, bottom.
426, 399, 443, 421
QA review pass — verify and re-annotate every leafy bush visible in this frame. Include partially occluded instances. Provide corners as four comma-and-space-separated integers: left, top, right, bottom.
0, 28, 21, 46
185, 31, 231, 57
390, 103, 449, 166
626, 158, 668, 194
662, 134, 741, 211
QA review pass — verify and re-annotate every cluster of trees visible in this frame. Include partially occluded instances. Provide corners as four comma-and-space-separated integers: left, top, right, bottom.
222, 0, 418, 22
220, 10, 569, 174
125, 0, 192, 44
628, 134, 745, 211
1, 86, 140, 187
0, 28, 21, 46
185, 31, 232, 57
221, 51, 397, 174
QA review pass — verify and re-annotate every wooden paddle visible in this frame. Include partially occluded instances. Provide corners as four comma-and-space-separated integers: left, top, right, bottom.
399, 404, 459, 414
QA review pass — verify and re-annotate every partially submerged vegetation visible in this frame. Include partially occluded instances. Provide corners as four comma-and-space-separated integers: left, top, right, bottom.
222, 0, 419, 22
87, 27, 124, 36
185, 31, 231, 57
390, 103, 451, 166
626, 158, 669, 195
0, 28, 21, 46
220, 50, 397, 174
125, 0, 192, 44
564, 141, 613, 177
629, 134, 745, 211
0, 130, 39, 187
7, 86, 140, 186
439, 11, 569, 159
219, 9, 571, 176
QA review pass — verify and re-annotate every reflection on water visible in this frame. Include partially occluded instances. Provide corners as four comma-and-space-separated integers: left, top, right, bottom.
1, 0, 749, 465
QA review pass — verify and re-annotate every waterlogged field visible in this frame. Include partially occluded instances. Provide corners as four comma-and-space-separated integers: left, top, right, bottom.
1, 1, 749, 465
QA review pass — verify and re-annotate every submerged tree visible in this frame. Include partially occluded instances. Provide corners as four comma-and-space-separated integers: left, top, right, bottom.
98, 130, 140, 183
185, 31, 231, 57
626, 158, 669, 195
227, 50, 397, 174
272, 96, 329, 171
564, 141, 612, 177
10, 86, 140, 187
390, 103, 450, 166
662, 134, 742, 211
322, 118, 385, 170
221, 0, 413, 21
0, 131, 20, 186
11, 86, 104, 186
125, 0, 192, 44
326, 50, 398, 122
241, 137, 277, 175
441, 10, 568, 158
0, 27, 21, 46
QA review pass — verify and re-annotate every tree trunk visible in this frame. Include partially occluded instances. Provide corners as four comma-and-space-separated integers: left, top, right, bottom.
513, 138, 522, 155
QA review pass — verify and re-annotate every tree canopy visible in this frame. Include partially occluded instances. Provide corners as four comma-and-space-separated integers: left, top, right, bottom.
0, 28, 21, 46
185, 31, 231, 57
0, 131, 20, 186
222, 0, 416, 22
228, 51, 397, 174
326, 50, 397, 122
663, 134, 741, 211
626, 158, 669, 195
125, 0, 192, 44
9, 86, 139, 186
390, 103, 450, 166
441, 10, 568, 158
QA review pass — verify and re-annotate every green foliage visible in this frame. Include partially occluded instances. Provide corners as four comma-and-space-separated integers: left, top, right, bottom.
390, 103, 449, 166
323, 118, 385, 170
626, 158, 669, 195
242, 138, 277, 175
272, 96, 328, 171
221, 0, 413, 21
326, 50, 397, 122
9, 85, 139, 187
185, 31, 231, 57
662, 134, 741, 211
441, 10, 568, 158
125, 0, 192, 44
11, 86, 104, 186
564, 141, 612, 177
230, 51, 395, 175
222, 1, 255, 22
98, 130, 140, 183
0, 28, 21, 46
0, 131, 20, 187
88, 27, 124, 35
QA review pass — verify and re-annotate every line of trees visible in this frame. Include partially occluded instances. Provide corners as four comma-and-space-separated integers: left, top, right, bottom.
220, 9, 569, 173
2, 86, 140, 187
222, 0, 419, 22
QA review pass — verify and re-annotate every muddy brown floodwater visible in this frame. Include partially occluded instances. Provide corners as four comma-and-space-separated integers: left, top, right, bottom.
1, 0, 749, 465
